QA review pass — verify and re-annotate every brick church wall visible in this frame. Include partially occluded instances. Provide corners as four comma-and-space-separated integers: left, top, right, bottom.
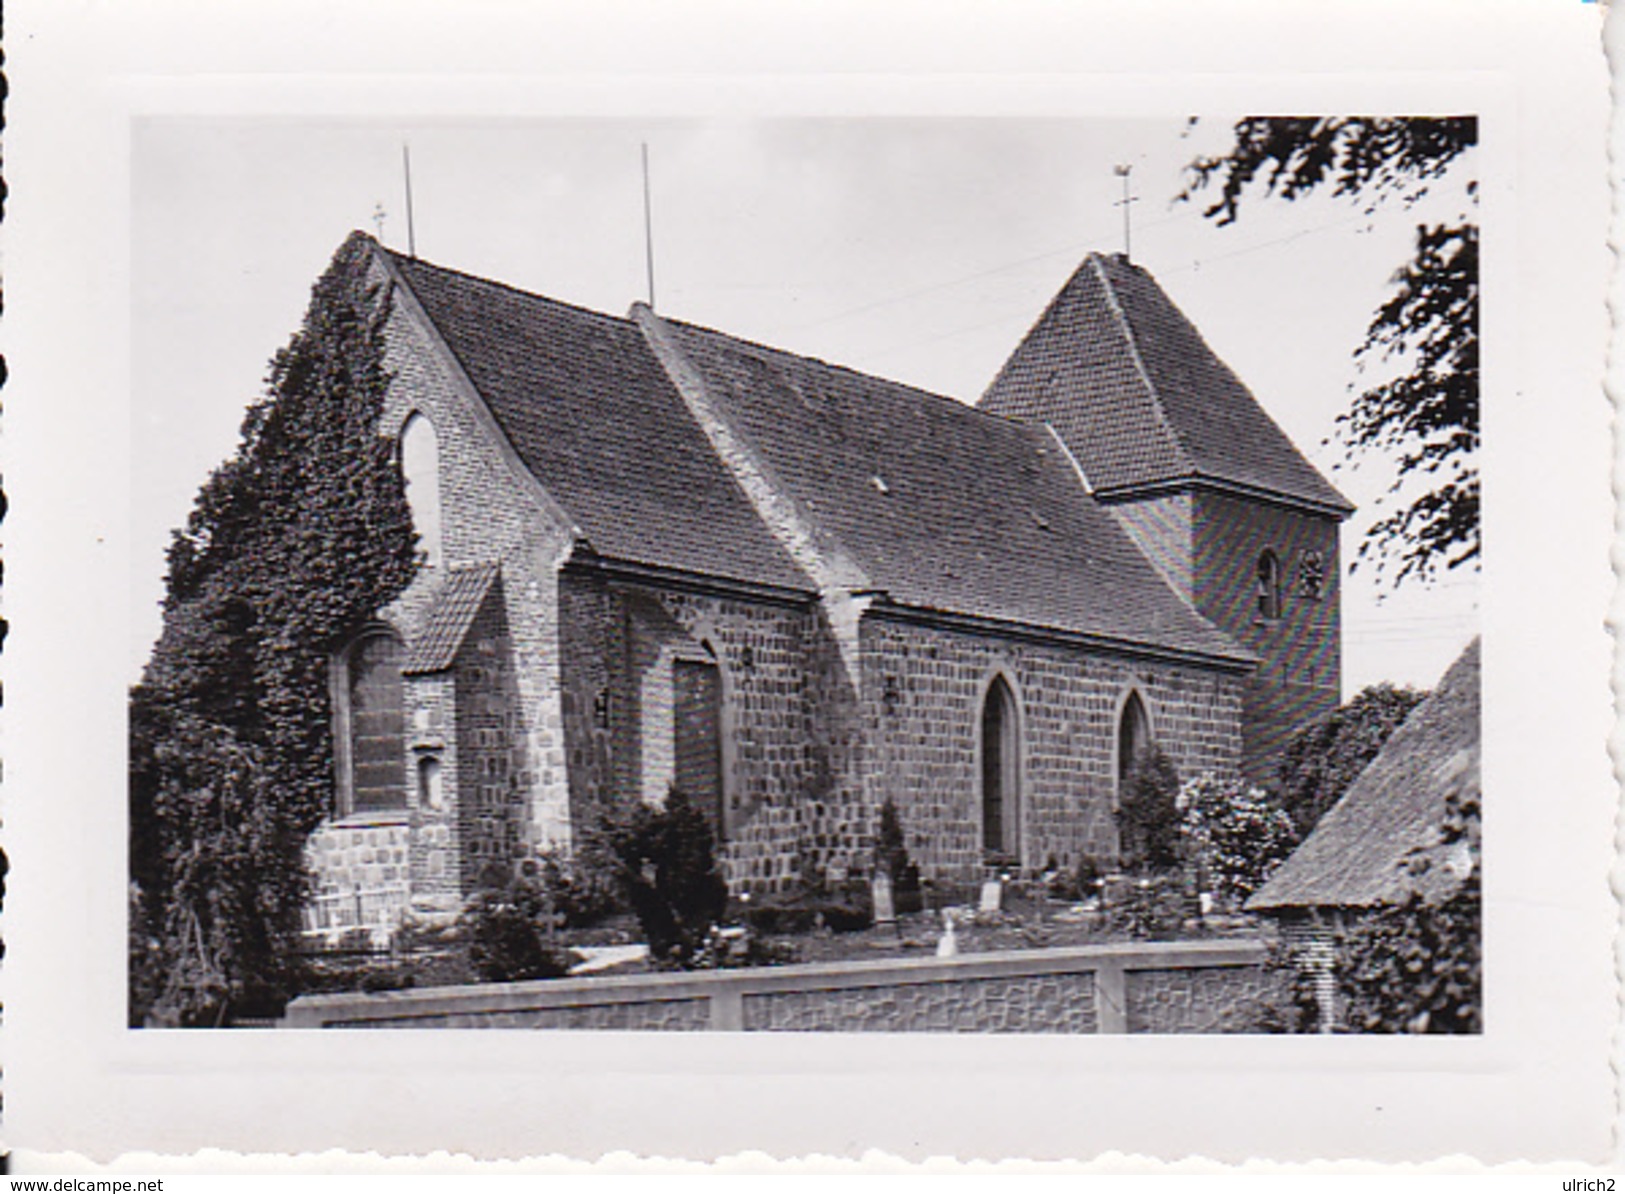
452, 587, 529, 889
372, 266, 577, 857
403, 670, 458, 908
858, 613, 1245, 883
1190, 490, 1341, 781
306, 258, 579, 927
557, 570, 822, 893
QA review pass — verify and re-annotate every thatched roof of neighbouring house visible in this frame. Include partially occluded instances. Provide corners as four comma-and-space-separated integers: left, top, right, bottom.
1246, 637, 1480, 912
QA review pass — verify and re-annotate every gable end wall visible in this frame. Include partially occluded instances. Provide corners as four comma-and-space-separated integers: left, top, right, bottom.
306, 256, 580, 929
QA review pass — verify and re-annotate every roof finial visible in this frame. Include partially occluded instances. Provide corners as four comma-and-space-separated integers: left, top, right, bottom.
371, 201, 387, 242
1113, 163, 1138, 259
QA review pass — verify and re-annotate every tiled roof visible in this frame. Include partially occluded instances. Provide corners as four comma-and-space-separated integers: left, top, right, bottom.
1247, 638, 1480, 912
385, 250, 812, 595
980, 254, 1352, 514
654, 316, 1249, 664
404, 562, 501, 675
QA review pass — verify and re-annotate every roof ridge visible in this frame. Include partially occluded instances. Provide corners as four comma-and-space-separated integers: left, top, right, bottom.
386, 246, 634, 331
1090, 255, 1197, 480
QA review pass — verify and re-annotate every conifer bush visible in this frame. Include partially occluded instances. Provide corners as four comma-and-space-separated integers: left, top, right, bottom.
1115, 746, 1182, 874
462, 875, 577, 983
594, 789, 729, 966
874, 796, 922, 913
128, 234, 419, 1025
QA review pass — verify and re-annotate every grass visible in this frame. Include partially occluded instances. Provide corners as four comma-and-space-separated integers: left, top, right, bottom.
291, 883, 1267, 1004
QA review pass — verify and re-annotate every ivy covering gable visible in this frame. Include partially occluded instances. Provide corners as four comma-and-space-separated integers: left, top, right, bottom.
129, 233, 420, 1026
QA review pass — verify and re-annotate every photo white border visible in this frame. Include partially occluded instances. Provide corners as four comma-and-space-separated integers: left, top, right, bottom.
6, 0, 1615, 1166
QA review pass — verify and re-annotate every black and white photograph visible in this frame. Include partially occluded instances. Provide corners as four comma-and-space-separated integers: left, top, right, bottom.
7, 0, 1616, 1171
125, 115, 1483, 1037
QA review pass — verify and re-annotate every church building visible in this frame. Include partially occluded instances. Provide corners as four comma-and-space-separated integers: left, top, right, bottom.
302, 231, 1350, 936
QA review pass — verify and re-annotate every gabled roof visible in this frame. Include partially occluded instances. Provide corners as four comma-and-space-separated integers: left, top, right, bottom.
384, 247, 812, 595
1247, 638, 1481, 912
404, 562, 501, 675
652, 315, 1250, 665
980, 254, 1352, 515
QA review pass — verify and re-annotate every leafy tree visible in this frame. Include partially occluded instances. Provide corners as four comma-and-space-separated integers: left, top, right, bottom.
1273, 682, 1426, 836
129, 233, 419, 1025
1177, 774, 1298, 906
1115, 746, 1182, 873
1184, 117, 1479, 586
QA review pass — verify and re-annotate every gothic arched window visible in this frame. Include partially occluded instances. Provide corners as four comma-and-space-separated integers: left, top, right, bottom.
1256, 550, 1283, 621
401, 412, 443, 569
1117, 690, 1152, 793
980, 675, 1021, 862
336, 629, 408, 816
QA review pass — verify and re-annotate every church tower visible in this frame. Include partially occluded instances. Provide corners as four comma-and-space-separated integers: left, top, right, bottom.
981, 253, 1353, 783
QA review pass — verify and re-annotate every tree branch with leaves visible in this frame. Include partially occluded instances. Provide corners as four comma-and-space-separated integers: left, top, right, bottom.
1183, 116, 1479, 586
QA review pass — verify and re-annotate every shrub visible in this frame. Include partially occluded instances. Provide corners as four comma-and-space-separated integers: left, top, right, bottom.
874, 797, 909, 884
873, 797, 923, 913
595, 788, 729, 966
526, 846, 625, 928
1337, 792, 1481, 1033
1074, 855, 1104, 900
689, 925, 799, 969
1337, 875, 1481, 1033
1244, 940, 1325, 1034
1106, 872, 1192, 940
461, 876, 576, 983
1274, 683, 1426, 836
1178, 774, 1298, 907
744, 891, 874, 936
1116, 746, 1182, 873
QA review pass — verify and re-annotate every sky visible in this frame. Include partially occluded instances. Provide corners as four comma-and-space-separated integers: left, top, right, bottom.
130, 115, 1480, 695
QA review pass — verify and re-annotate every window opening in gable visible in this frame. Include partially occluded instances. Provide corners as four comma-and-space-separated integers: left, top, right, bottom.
1296, 549, 1326, 601
401, 412, 443, 569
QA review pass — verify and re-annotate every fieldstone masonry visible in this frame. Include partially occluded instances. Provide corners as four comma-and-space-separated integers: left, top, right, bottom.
860, 614, 1244, 880
284, 940, 1267, 1032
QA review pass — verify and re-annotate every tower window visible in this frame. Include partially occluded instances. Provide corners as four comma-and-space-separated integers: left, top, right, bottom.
1256, 551, 1283, 621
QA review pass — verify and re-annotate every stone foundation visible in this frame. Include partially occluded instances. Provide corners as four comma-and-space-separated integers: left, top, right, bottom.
303, 820, 413, 941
